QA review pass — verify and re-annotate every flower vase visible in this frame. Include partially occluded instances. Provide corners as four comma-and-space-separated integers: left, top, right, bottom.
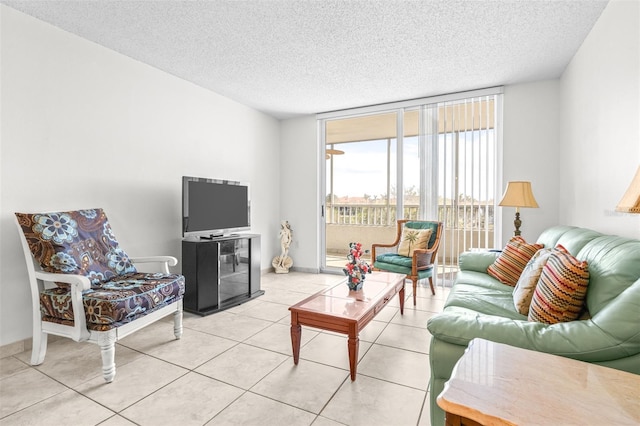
347, 277, 364, 291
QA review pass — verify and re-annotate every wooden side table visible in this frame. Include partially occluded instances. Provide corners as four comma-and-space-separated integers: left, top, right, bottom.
437, 338, 640, 425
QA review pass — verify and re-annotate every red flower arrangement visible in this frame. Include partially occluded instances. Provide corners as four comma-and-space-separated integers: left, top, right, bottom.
343, 242, 371, 290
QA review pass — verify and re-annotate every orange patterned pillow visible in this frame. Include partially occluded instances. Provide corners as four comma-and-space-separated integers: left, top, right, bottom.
487, 236, 544, 286
528, 245, 590, 324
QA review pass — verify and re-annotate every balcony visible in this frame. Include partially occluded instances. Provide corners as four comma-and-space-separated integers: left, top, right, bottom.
325, 202, 495, 283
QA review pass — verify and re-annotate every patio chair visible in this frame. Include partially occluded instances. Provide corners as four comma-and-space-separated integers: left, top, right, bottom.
371, 220, 443, 305
14, 208, 185, 383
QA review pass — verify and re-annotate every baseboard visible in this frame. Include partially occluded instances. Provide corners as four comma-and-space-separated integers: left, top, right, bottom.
0, 339, 27, 359
0, 334, 63, 359
289, 266, 321, 274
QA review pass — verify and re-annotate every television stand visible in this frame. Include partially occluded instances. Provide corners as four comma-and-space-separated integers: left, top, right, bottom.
182, 234, 263, 315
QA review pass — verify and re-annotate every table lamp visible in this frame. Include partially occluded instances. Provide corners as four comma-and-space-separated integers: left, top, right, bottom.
615, 165, 640, 214
499, 181, 539, 236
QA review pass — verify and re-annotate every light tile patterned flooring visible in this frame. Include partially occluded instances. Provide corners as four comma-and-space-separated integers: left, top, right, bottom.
0, 272, 450, 426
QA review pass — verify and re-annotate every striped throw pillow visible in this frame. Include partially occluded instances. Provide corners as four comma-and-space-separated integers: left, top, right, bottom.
487, 236, 544, 286
528, 245, 590, 324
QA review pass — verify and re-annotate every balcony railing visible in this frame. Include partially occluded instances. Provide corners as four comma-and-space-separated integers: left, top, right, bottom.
325, 203, 496, 283
327, 203, 494, 228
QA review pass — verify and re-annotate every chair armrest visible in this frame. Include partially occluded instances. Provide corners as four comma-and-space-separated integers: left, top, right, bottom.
34, 271, 91, 291
131, 256, 178, 274
33, 271, 91, 341
413, 247, 437, 271
131, 256, 178, 266
371, 243, 398, 261
371, 242, 397, 249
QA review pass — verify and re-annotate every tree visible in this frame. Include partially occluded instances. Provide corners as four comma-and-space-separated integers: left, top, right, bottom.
326, 193, 341, 204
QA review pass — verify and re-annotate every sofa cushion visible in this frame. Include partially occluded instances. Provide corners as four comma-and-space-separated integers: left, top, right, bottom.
487, 236, 544, 286
398, 228, 432, 257
15, 209, 137, 284
39, 272, 185, 331
537, 227, 602, 258
444, 282, 525, 320
512, 248, 553, 315
453, 270, 511, 291
528, 245, 590, 324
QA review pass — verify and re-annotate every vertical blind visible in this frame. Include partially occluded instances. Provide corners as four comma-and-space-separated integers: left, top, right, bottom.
424, 95, 501, 284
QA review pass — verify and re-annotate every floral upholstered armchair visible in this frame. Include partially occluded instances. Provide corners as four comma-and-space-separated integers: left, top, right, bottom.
14, 208, 185, 382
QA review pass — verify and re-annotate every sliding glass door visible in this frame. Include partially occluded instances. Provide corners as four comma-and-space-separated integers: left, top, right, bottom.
320, 89, 502, 286
323, 111, 398, 268
430, 96, 499, 281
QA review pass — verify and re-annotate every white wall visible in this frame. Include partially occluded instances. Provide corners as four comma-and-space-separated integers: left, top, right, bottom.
0, 6, 281, 346
502, 80, 561, 243
559, 0, 640, 238
279, 115, 320, 273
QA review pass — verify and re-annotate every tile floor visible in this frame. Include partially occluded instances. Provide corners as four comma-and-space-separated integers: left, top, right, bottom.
0, 272, 449, 426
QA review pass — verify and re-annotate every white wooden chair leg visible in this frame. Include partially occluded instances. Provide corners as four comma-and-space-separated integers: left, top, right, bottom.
173, 308, 183, 340
31, 331, 48, 365
98, 331, 117, 383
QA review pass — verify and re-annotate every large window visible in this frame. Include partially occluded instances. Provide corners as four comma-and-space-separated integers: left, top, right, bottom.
319, 88, 503, 285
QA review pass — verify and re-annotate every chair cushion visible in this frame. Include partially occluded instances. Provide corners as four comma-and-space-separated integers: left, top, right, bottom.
15, 209, 137, 284
376, 253, 413, 268
487, 236, 544, 286
39, 272, 185, 331
374, 253, 434, 278
398, 228, 432, 257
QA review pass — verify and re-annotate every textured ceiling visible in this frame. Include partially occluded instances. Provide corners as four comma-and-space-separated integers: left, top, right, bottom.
2, 0, 608, 119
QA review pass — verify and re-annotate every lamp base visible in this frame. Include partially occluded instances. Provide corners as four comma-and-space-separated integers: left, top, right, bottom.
513, 212, 522, 237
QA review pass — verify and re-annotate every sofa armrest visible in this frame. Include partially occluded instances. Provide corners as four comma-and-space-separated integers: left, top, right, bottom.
458, 251, 500, 272
427, 310, 638, 363
589, 278, 640, 346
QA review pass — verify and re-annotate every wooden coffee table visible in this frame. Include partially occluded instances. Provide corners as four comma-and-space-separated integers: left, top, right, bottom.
289, 271, 406, 381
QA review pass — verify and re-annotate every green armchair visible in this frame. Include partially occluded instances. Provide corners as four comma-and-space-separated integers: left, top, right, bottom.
371, 220, 443, 305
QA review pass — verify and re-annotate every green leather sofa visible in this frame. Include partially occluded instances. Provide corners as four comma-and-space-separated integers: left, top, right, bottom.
427, 225, 640, 425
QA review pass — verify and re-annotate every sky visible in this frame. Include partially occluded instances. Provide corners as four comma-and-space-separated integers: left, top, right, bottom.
327, 131, 496, 203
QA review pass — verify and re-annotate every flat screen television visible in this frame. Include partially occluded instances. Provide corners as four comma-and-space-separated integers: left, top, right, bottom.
182, 176, 250, 238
